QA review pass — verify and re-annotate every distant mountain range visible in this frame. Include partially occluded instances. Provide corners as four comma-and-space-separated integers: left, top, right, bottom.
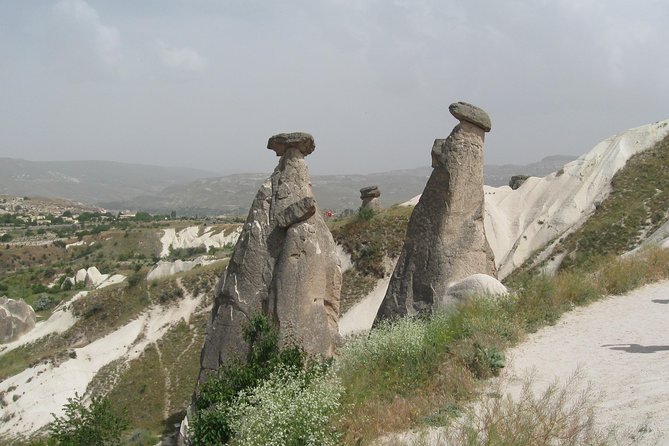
0, 158, 217, 204
1, 156, 575, 215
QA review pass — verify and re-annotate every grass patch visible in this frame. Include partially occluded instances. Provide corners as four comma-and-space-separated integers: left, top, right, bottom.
444, 373, 609, 446
0, 335, 68, 381
558, 134, 669, 272
331, 205, 411, 278
179, 260, 229, 297
332, 205, 411, 311
106, 345, 167, 436
335, 247, 669, 443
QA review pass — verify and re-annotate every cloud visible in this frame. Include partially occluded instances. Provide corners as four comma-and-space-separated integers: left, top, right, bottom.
53, 0, 121, 70
157, 42, 207, 72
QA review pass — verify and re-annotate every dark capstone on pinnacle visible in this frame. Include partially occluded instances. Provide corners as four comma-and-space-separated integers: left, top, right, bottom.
267, 132, 315, 156
449, 102, 492, 132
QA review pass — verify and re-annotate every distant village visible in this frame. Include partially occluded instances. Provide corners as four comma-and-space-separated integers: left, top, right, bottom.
0, 195, 124, 226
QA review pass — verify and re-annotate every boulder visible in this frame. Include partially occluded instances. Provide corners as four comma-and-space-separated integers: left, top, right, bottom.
267, 132, 315, 156
509, 175, 530, 190
448, 102, 492, 132
438, 274, 508, 308
75, 268, 87, 284
84, 267, 104, 288
198, 132, 341, 384
0, 296, 36, 343
375, 102, 497, 322
61, 277, 75, 290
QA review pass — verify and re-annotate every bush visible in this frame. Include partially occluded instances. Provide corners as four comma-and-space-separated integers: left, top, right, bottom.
191, 314, 319, 446
126, 272, 143, 288
357, 207, 375, 221
48, 393, 128, 445
227, 366, 342, 446
157, 286, 183, 302
446, 373, 608, 446
33, 294, 56, 312
0, 233, 12, 242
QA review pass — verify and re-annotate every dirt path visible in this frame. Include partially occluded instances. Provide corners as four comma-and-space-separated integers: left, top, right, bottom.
502, 280, 669, 445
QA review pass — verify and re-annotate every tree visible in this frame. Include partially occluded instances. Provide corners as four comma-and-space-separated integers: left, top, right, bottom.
48, 394, 128, 445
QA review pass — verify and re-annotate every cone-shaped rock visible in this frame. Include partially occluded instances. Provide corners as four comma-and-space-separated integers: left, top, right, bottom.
197, 132, 341, 384
374, 102, 496, 322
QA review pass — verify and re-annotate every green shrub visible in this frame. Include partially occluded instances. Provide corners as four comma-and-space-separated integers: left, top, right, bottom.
126, 272, 143, 288
357, 207, 375, 221
157, 286, 183, 302
48, 393, 128, 445
191, 314, 317, 446
226, 365, 342, 446
33, 294, 56, 312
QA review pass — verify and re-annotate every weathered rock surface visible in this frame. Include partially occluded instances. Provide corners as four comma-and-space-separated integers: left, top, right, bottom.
438, 274, 508, 309
62, 266, 125, 290
147, 256, 222, 282
375, 102, 497, 322
448, 101, 492, 132
509, 175, 530, 190
0, 297, 36, 343
198, 132, 341, 384
360, 185, 382, 212
267, 132, 315, 156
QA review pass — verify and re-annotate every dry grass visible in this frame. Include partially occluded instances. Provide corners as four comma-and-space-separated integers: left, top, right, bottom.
441, 372, 609, 446
335, 247, 669, 445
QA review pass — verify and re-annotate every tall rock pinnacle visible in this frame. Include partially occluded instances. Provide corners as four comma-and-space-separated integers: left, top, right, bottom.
197, 132, 342, 384
375, 102, 497, 322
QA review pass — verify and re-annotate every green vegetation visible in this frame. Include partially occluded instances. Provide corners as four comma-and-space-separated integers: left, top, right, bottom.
48, 394, 128, 446
555, 134, 669, 272
440, 374, 607, 446
191, 314, 331, 446
331, 205, 412, 312
335, 247, 669, 443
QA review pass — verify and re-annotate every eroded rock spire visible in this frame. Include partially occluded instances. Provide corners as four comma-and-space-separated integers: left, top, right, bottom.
197, 132, 341, 384
375, 102, 497, 322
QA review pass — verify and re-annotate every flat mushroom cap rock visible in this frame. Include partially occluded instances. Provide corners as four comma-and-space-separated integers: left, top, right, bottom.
449, 102, 492, 132
267, 132, 316, 156
360, 185, 381, 198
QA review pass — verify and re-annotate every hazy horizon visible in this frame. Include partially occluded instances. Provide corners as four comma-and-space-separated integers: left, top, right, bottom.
1, 1, 667, 175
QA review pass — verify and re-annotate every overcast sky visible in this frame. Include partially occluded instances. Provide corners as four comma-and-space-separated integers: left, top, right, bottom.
1, 0, 668, 175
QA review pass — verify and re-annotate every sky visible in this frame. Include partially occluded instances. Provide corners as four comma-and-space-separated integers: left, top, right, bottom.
1, 0, 668, 175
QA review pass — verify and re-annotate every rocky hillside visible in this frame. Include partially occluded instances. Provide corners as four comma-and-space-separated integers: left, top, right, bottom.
1, 120, 667, 444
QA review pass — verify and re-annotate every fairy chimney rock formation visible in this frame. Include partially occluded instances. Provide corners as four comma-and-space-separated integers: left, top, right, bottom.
198, 132, 342, 384
375, 102, 497, 322
360, 185, 381, 212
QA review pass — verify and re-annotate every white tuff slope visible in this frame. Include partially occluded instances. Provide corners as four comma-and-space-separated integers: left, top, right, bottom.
159, 226, 241, 258
0, 283, 205, 438
485, 119, 669, 277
